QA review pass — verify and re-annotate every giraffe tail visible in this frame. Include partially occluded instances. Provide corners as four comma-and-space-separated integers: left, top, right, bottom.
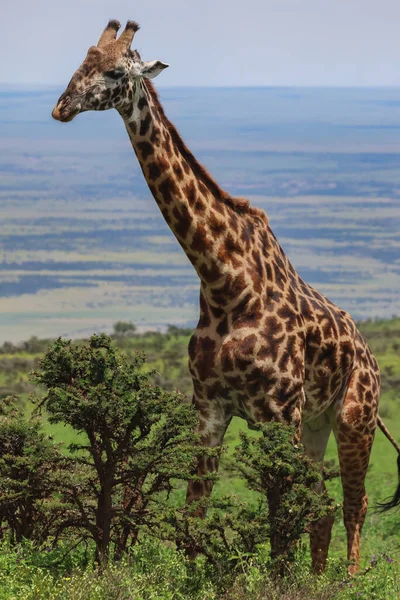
377, 416, 400, 454
376, 415, 400, 513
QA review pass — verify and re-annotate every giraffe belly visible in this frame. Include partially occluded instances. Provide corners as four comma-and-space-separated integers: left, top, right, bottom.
189, 323, 359, 428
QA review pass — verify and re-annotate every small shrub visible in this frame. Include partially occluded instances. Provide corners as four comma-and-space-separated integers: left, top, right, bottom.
159, 493, 269, 584
230, 422, 336, 573
0, 396, 72, 545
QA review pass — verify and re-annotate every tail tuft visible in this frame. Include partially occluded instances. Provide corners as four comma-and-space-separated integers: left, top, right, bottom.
376, 454, 400, 513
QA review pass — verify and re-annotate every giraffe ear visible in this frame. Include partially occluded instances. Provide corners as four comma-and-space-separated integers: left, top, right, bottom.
140, 60, 169, 79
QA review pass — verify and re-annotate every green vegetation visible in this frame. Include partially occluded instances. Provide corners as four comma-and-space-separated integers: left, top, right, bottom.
0, 334, 335, 597
0, 539, 399, 600
0, 397, 70, 545
31, 334, 205, 564
0, 319, 399, 598
231, 424, 335, 570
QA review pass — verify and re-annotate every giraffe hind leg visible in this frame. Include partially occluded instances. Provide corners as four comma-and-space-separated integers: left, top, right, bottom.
333, 368, 379, 575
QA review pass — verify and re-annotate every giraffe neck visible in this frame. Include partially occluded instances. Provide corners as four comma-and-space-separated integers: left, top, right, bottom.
118, 80, 254, 295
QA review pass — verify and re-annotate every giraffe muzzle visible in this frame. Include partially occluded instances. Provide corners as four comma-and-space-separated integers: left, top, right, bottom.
52, 94, 82, 122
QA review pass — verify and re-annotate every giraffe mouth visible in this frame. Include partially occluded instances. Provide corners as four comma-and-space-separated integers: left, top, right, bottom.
52, 109, 79, 122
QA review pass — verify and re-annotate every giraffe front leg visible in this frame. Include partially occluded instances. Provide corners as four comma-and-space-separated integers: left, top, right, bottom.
255, 392, 305, 566
186, 396, 232, 516
301, 416, 334, 573
183, 397, 231, 559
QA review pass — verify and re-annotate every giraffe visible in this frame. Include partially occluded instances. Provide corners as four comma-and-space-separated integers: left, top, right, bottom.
52, 20, 400, 574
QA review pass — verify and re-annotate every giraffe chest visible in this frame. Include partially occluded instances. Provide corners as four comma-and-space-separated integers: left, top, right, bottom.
188, 324, 305, 409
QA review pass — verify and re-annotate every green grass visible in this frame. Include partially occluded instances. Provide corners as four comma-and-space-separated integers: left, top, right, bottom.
0, 538, 399, 600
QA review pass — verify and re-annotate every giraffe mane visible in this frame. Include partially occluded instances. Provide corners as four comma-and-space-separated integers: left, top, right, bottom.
144, 80, 266, 220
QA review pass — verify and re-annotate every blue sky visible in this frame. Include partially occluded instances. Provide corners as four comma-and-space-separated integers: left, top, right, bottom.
2, 0, 400, 87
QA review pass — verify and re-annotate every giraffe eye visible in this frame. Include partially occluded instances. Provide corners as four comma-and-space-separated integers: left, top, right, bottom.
105, 70, 124, 80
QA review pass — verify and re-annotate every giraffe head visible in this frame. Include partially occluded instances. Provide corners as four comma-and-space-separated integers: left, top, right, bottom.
52, 20, 168, 122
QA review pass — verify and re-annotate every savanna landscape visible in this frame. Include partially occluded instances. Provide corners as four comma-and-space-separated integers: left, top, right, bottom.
1, 86, 400, 342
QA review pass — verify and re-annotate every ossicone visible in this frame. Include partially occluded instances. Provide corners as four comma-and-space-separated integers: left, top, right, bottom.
97, 19, 140, 50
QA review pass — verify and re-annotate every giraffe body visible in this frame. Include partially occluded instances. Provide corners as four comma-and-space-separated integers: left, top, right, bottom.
189, 241, 379, 433
52, 20, 399, 574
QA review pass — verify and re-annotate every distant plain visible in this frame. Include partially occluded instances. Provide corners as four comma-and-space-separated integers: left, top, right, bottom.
1, 86, 400, 342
